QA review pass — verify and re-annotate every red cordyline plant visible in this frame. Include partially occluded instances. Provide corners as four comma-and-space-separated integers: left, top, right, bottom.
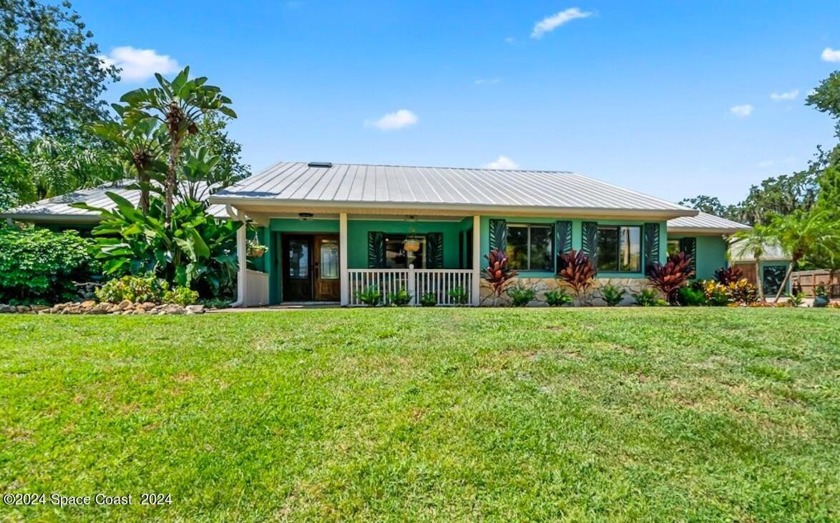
483, 249, 518, 300
714, 266, 744, 285
647, 252, 695, 305
557, 249, 597, 305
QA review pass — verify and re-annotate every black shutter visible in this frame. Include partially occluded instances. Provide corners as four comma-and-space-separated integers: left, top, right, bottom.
426, 233, 444, 269
489, 219, 507, 252
367, 231, 385, 268
679, 237, 697, 277
643, 223, 661, 274
581, 221, 599, 267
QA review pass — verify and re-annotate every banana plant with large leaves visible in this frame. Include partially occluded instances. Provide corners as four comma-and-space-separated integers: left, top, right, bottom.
90, 110, 168, 213
118, 67, 237, 228
73, 193, 240, 298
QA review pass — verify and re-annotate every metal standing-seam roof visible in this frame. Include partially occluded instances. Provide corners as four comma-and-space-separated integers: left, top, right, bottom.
1, 180, 228, 224
667, 211, 751, 234
209, 162, 697, 218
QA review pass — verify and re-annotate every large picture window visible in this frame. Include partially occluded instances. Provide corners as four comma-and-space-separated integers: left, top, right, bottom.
506, 224, 553, 271
597, 226, 641, 272
384, 234, 426, 269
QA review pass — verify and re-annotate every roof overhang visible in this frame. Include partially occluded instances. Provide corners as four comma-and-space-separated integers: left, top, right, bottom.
0, 213, 100, 224
667, 226, 750, 236
208, 196, 697, 221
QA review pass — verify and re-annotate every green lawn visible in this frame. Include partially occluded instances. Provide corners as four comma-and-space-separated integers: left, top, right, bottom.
1, 309, 839, 522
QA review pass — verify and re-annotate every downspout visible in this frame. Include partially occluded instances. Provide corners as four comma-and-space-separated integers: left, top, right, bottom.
227, 204, 247, 308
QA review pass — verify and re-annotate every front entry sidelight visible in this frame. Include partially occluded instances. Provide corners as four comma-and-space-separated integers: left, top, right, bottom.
282, 234, 340, 302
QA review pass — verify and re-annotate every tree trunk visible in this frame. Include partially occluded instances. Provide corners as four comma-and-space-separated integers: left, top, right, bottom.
773, 260, 797, 303
137, 170, 149, 213
755, 261, 764, 300
164, 140, 181, 228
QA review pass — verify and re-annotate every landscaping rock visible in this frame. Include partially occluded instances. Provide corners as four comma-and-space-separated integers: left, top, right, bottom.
185, 304, 205, 315
117, 299, 133, 311
81, 300, 97, 309
0, 304, 15, 313
16, 305, 31, 313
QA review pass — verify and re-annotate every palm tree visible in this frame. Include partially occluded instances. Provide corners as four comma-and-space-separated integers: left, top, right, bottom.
769, 210, 840, 302
119, 67, 236, 227
732, 223, 777, 300
90, 114, 167, 213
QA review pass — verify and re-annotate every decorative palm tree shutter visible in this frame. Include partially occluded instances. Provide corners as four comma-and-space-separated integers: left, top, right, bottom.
643, 223, 661, 273
554, 220, 573, 273
426, 233, 443, 269
489, 219, 507, 251
367, 231, 385, 268
679, 237, 697, 277
581, 221, 599, 267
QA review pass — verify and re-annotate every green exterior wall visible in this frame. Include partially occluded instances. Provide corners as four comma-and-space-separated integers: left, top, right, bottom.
479, 216, 668, 279
347, 220, 465, 270
667, 234, 728, 281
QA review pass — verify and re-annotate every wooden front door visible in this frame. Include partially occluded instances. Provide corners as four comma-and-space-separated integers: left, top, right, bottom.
313, 235, 340, 301
282, 234, 340, 302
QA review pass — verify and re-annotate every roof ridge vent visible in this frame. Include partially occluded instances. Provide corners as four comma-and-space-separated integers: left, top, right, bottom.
308, 161, 333, 168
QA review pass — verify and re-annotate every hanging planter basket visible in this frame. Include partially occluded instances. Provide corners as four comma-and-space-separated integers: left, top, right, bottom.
247, 238, 267, 258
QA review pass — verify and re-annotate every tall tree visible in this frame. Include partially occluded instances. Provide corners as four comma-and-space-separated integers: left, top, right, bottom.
678, 195, 730, 218
91, 114, 167, 213
186, 114, 250, 183
807, 71, 840, 138
119, 67, 236, 227
0, 0, 119, 141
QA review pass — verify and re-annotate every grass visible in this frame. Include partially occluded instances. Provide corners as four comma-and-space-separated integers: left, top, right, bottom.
1, 308, 840, 522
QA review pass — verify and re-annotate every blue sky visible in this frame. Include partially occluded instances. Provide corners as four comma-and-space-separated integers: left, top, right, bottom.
75, 0, 840, 204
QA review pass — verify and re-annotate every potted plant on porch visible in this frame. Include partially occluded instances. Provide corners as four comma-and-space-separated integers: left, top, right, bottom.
246, 231, 268, 258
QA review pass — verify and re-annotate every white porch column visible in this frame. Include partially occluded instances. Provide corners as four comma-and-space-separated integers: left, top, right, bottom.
340, 212, 349, 306
234, 223, 247, 307
472, 215, 481, 306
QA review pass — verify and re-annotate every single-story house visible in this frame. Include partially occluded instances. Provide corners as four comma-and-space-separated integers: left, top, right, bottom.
206, 162, 752, 306
2, 163, 754, 306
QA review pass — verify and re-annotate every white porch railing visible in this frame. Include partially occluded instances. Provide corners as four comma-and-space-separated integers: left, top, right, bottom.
348, 268, 474, 306
244, 269, 269, 307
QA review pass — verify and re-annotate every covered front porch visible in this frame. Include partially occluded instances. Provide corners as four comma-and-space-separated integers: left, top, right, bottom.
235, 210, 482, 307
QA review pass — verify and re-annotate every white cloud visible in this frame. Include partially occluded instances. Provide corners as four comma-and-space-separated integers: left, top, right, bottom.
531, 7, 593, 39
756, 160, 774, 168
770, 89, 799, 101
485, 155, 519, 170
505, 37, 516, 44
365, 109, 418, 131
99, 46, 179, 82
821, 47, 840, 62
730, 104, 754, 117
475, 78, 501, 85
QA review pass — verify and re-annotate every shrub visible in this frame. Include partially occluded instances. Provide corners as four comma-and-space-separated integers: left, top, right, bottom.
484, 249, 517, 297
677, 286, 707, 306
163, 287, 200, 306
507, 283, 536, 307
76, 194, 239, 300
785, 291, 804, 307
0, 227, 98, 304
601, 283, 626, 307
632, 288, 660, 307
419, 292, 437, 307
646, 252, 695, 305
357, 285, 382, 307
714, 266, 744, 285
557, 249, 597, 305
702, 280, 730, 307
544, 288, 573, 307
726, 278, 759, 305
388, 287, 413, 306
448, 286, 469, 305
96, 274, 170, 303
